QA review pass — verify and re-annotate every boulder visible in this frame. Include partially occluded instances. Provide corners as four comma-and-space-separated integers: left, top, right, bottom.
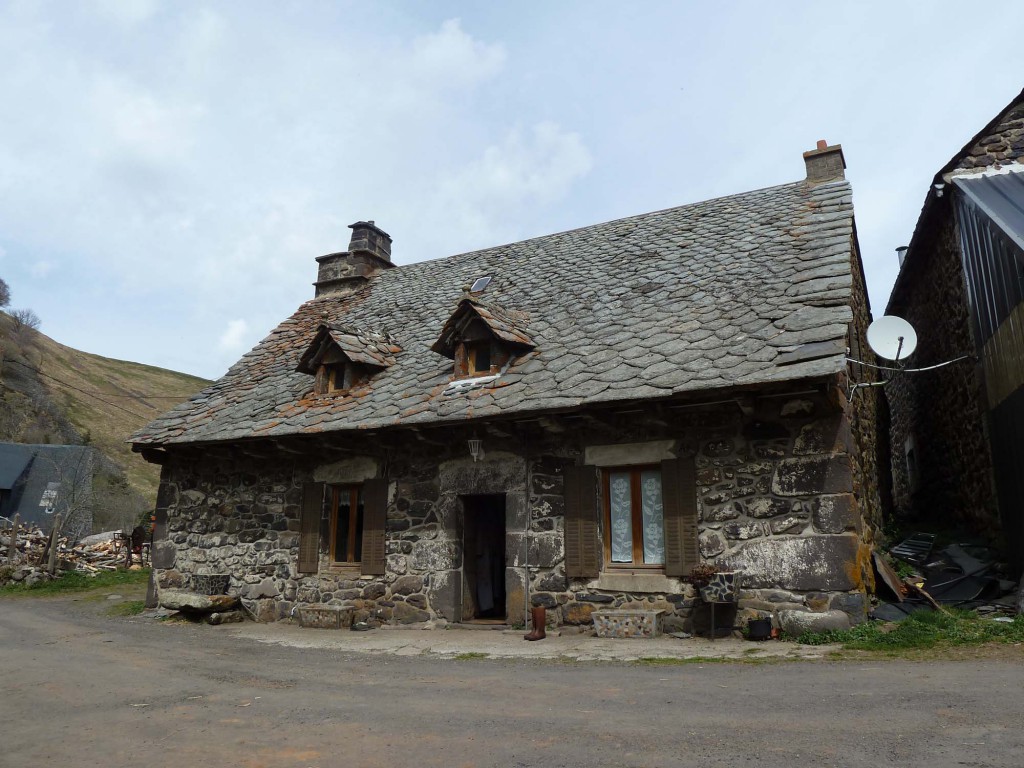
393, 601, 430, 624
778, 609, 850, 637
159, 589, 239, 614
245, 578, 280, 599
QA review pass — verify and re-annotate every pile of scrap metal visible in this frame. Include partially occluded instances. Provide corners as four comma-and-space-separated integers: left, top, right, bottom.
872, 533, 1019, 621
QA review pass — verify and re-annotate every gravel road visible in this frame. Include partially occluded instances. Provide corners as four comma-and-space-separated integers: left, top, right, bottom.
2, 594, 1022, 768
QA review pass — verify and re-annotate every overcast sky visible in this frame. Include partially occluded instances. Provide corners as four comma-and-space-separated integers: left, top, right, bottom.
1, 1, 1021, 381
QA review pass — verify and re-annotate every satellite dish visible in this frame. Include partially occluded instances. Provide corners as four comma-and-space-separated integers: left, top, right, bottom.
867, 315, 918, 361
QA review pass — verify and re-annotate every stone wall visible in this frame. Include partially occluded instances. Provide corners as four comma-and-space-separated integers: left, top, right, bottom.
954, 100, 1024, 172
152, 381, 875, 630
537, 395, 872, 632
887, 201, 999, 535
846, 238, 889, 536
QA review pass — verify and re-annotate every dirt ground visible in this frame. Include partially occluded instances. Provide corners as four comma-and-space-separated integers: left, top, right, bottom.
2, 590, 1024, 768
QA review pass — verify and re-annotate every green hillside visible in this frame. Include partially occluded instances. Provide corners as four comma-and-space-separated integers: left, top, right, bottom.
0, 312, 211, 504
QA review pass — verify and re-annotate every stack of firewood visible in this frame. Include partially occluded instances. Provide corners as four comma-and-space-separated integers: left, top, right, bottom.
1, 519, 137, 579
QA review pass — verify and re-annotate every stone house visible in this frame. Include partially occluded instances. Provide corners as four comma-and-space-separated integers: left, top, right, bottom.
886, 88, 1024, 568
132, 141, 885, 631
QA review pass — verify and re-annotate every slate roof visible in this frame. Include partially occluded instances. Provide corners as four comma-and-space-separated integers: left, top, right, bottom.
0, 443, 32, 490
133, 178, 856, 448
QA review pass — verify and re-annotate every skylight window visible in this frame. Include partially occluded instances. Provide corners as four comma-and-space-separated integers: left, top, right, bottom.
470, 276, 492, 293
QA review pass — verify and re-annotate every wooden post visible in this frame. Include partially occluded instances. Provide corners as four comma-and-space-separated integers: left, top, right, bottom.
46, 514, 63, 575
6, 513, 17, 565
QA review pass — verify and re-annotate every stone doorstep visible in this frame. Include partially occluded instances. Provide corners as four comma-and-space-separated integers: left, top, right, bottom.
298, 604, 354, 630
592, 609, 666, 639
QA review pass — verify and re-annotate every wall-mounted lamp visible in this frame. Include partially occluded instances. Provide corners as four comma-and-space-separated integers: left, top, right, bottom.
468, 438, 484, 462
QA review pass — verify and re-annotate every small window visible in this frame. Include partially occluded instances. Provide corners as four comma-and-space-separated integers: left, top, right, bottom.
326, 363, 347, 392
603, 466, 665, 568
456, 340, 496, 378
315, 362, 367, 395
469, 341, 491, 375
330, 486, 364, 565
470, 276, 492, 293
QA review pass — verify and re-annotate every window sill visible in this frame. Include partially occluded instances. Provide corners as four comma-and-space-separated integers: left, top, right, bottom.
589, 572, 682, 594
326, 564, 364, 578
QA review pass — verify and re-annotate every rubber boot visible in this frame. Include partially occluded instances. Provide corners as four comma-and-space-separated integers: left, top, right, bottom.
524, 606, 547, 641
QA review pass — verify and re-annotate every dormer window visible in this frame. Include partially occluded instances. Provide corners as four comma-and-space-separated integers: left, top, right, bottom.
296, 323, 399, 397
321, 360, 363, 395
432, 297, 535, 380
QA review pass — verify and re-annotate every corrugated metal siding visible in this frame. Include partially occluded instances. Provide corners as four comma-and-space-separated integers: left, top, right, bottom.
955, 176, 1024, 346
954, 174, 1024, 565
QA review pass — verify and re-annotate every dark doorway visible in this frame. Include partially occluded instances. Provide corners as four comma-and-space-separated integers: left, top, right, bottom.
462, 494, 506, 622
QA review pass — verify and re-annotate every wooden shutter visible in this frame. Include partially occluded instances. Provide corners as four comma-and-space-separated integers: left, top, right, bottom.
564, 465, 600, 578
298, 482, 324, 574
662, 456, 699, 577
361, 478, 388, 576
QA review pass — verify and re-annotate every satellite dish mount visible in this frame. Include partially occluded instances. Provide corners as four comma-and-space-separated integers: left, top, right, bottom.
847, 315, 971, 401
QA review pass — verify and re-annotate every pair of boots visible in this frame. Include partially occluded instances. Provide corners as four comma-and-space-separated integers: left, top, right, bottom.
524, 606, 546, 641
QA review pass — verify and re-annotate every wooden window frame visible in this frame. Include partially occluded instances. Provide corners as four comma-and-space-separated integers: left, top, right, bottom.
326, 363, 347, 393
467, 340, 492, 376
329, 485, 364, 566
601, 465, 665, 572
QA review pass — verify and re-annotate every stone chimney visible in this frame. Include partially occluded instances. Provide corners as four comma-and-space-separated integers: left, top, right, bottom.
314, 221, 394, 296
803, 139, 846, 182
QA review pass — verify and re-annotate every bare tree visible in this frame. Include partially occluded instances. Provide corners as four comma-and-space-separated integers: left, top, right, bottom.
30, 449, 95, 543
0, 278, 9, 308
9, 308, 40, 331
9, 308, 41, 349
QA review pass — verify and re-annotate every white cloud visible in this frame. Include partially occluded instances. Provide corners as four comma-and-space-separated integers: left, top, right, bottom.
429, 121, 593, 246
409, 19, 506, 90
218, 319, 249, 352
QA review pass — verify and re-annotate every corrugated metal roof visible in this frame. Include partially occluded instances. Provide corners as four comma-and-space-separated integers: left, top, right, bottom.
954, 170, 1024, 251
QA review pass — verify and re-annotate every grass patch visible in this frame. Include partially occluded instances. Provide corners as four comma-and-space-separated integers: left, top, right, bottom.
794, 610, 1024, 651
0, 568, 150, 597
636, 656, 730, 666
107, 599, 147, 617
453, 652, 490, 660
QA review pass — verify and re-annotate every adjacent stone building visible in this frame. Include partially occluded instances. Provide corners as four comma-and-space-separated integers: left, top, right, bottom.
886, 88, 1024, 567
132, 142, 885, 631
